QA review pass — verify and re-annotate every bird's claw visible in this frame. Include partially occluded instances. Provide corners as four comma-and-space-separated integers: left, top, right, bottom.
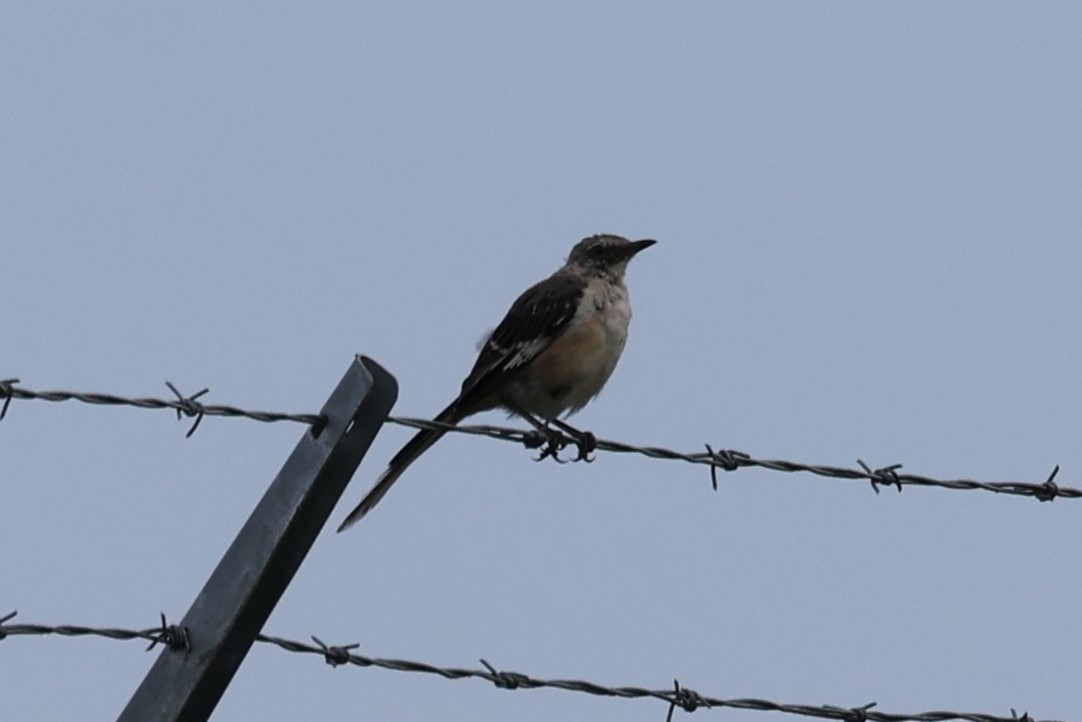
530, 427, 596, 464
571, 431, 597, 462
532, 426, 570, 463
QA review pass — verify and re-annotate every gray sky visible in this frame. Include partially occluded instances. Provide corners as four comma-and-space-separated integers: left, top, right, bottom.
3, 3, 1080, 721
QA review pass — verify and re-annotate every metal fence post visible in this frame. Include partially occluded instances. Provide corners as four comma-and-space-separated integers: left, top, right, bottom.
117, 355, 398, 722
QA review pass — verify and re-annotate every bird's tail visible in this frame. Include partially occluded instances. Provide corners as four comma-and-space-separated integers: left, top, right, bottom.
336, 401, 461, 532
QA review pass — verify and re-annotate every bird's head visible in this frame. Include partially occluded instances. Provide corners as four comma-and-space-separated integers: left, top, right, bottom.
565, 234, 656, 279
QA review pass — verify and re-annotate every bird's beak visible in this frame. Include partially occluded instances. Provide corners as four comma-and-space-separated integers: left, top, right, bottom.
627, 239, 657, 257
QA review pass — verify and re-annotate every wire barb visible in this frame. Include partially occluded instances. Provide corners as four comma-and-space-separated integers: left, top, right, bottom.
311, 635, 360, 667
824, 702, 878, 722
667, 679, 710, 721
704, 445, 719, 490
0, 609, 18, 639
479, 658, 532, 690
165, 381, 210, 437
0, 378, 18, 420
145, 612, 190, 652
1035, 466, 1060, 502
703, 445, 749, 491
857, 460, 904, 494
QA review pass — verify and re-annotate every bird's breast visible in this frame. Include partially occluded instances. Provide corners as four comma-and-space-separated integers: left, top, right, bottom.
508, 281, 632, 419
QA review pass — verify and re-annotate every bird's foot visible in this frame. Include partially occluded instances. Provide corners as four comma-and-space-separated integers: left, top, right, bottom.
507, 400, 597, 464
532, 425, 571, 463
569, 429, 597, 462
545, 420, 597, 463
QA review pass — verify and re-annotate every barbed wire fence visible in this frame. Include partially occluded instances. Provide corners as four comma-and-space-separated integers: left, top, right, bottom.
1, 378, 1074, 501
1, 376, 1074, 722
0, 612, 1053, 722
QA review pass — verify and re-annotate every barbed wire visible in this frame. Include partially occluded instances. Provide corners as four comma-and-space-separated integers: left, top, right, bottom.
388, 416, 1075, 501
0, 378, 323, 437
0, 612, 1056, 722
1, 379, 1076, 501
0, 611, 189, 652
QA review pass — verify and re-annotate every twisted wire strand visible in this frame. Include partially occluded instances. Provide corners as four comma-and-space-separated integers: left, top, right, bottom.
387, 416, 1075, 502
1, 379, 1075, 501
0, 378, 322, 436
0, 613, 1056, 722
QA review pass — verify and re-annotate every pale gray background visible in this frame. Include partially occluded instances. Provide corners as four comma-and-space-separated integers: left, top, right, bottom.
3, 3, 1080, 721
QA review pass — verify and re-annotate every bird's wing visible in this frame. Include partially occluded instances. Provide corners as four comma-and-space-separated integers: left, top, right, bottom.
455, 272, 587, 410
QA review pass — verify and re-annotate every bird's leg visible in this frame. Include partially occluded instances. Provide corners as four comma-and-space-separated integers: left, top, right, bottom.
503, 400, 596, 463
547, 417, 597, 462
503, 400, 571, 462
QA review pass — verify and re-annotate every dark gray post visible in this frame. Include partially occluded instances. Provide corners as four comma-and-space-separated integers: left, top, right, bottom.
117, 355, 398, 722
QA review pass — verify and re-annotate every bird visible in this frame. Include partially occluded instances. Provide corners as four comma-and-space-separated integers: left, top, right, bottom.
337, 233, 656, 532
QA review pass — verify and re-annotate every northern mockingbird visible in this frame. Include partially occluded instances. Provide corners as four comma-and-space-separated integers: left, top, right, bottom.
337, 233, 656, 532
